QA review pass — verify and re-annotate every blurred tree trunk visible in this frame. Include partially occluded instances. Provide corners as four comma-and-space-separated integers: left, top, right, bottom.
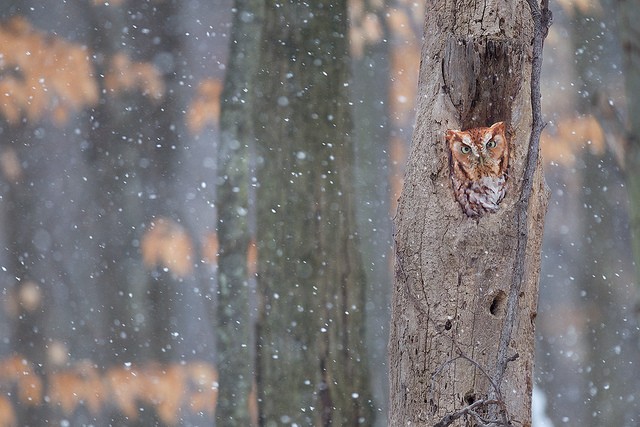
351, 3, 393, 423
0, 2, 220, 425
389, 1, 548, 425
253, 0, 375, 425
618, 0, 640, 290
576, 149, 638, 426
216, 0, 263, 424
566, 3, 640, 425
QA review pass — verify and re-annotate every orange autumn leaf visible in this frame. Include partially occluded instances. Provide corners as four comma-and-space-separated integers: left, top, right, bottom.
105, 365, 142, 419
0, 354, 41, 404
247, 238, 258, 277
49, 370, 84, 414
394, 0, 425, 27
388, 40, 420, 126
348, 0, 387, 57
0, 17, 98, 125
0, 396, 16, 427
186, 361, 218, 417
17, 369, 42, 406
201, 231, 219, 266
0, 357, 220, 420
141, 363, 186, 425
50, 362, 105, 415
389, 135, 406, 214
541, 114, 605, 166
557, 0, 602, 16
248, 380, 258, 426
186, 361, 218, 391
0, 148, 22, 182
104, 52, 165, 102
141, 217, 194, 277
349, 11, 383, 58
186, 78, 222, 134
0, 78, 25, 124
78, 365, 106, 415
17, 376, 41, 405
0, 355, 28, 380
386, 7, 415, 40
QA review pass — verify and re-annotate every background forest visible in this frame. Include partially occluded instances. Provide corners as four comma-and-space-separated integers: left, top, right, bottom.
0, 0, 636, 426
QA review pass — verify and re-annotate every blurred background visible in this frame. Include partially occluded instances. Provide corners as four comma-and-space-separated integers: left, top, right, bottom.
0, 0, 637, 426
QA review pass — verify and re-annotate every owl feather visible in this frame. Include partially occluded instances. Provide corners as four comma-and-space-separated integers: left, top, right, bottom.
445, 122, 509, 218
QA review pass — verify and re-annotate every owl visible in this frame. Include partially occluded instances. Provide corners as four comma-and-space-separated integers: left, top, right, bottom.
445, 122, 509, 218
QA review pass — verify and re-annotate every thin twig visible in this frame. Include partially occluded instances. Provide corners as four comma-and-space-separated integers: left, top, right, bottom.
458, 353, 503, 402
433, 399, 504, 427
430, 350, 513, 427
457, 354, 511, 426
494, 0, 552, 389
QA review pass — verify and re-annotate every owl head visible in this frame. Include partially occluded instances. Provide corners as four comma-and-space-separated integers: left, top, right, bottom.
445, 121, 509, 181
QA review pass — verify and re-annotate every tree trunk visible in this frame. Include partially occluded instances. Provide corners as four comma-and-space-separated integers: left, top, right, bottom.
216, 0, 263, 424
389, 1, 549, 425
0, 2, 220, 424
618, 0, 640, 290
253, 0, 375, 425
351, 4, 393, 423
562, 3, 640, 425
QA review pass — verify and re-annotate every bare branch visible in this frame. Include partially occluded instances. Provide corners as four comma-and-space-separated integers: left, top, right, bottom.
430, 350, 514, 427
433, 399, 502, 427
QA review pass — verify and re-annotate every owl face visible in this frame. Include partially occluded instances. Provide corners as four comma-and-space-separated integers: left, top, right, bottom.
446, 122, 509, 182
445, 122, 509, 217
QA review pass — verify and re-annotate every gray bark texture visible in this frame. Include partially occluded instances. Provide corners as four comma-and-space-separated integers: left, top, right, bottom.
389, 1, 549, 425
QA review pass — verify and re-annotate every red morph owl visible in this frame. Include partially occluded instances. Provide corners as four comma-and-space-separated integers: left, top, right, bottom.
445, 122, 509, 218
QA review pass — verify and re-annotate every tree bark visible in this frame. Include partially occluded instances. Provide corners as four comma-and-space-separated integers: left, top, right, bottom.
253, 0, 374, 425
618, 0, 640, 290
216, 0, 263, 424
389, 1, 549, 425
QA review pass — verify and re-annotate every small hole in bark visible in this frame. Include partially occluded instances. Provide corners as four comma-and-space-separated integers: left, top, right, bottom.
464, 391, 476, 405
490, 290, 507, 316
444, 319, 452, 330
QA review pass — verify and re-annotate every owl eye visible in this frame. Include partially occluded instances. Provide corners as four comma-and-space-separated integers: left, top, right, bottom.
486, 140, 497, 149
460, 145, 471, 154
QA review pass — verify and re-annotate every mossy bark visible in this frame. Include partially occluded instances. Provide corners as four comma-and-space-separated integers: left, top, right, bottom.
253, 1, 375, 425
216, 0, 263, 424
